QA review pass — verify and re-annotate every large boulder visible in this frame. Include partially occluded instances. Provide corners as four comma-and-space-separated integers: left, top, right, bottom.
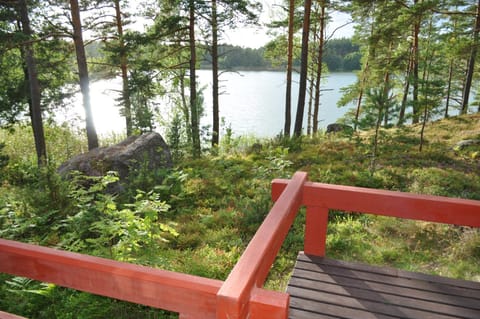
58, 132, 172, 182
326, 123, 353, 134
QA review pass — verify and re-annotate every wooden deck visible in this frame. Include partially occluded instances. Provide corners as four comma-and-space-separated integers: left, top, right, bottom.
288, 252, 480, 319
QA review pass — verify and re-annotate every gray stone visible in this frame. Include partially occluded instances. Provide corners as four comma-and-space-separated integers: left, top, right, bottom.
326, 123, 353, 134
453, 139, 480, 150
58, 132, 172, 182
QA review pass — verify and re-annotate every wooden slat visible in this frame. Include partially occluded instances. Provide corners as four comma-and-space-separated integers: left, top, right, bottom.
290, 269, 480, 310
288, 308, 339, 319
288, 253, 480, 319
296, 254, 480, 292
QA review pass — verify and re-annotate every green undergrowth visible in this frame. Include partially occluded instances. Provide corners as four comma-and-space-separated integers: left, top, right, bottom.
0, 114, 479, 318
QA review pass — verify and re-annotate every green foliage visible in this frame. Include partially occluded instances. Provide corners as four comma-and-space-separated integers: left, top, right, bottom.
327, 215, 371, 260
323, 38, 361, 71
201, 45, 272, 70
408, 167, 480, 199
57, 172, 178, 260
1, 116, 480, 316
0, 142, 9, 178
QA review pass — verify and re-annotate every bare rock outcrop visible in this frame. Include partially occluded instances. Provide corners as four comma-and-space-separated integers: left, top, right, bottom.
58, 132, 172, 182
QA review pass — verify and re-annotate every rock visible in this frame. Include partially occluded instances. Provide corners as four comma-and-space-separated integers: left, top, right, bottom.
248, 143, 263, 154
453, 139, 480, 150
326, 123, 353, 134
58, 132, 172, 183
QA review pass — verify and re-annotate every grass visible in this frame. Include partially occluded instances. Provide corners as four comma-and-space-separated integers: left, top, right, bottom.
0, 113, 479, 318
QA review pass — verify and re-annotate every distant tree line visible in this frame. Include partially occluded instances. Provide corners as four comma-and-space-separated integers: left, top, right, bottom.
200, 39, 360, 71
323, 38, 361, 72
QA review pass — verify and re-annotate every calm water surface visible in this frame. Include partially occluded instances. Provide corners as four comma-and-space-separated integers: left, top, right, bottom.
197, 70, 356, 137
70, 71, 357, 137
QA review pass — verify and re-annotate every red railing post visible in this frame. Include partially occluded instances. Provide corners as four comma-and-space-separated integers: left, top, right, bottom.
304, 205, 328, 256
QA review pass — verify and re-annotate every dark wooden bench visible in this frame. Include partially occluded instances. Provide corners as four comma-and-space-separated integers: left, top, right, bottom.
288, 253, 480, 319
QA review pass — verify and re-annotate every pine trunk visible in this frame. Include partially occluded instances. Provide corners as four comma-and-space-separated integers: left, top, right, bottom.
18, 0, 46, 166
211, 0, 220, 147
412, 0, 420, 124
461, 0, 480, 114
294, 0, 312, 136
313, 3, 325, 134
284, 0, 294, 137
398, 41, 414, 126
70, 0, 98, 150
114, 0, 132, 136
189, 1, 200, 157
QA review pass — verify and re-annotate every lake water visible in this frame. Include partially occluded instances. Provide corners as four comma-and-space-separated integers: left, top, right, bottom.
69, 71, 357, 138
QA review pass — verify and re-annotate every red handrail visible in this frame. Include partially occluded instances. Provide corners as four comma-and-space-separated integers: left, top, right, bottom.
272, 177, 480, 256
0, 238, 222, 318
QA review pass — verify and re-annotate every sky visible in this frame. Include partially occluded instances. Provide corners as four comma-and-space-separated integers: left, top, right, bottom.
127, 0, 355, 49
223, 0, 355, 48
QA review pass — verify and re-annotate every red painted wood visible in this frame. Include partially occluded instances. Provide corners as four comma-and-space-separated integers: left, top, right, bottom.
304, 206, 329, 256
0, 238, 221, 319
273, 179, 480, 227
217, 172, 308, 319
271, 178, 289, 202
250, 288, 289, 318
303, 182, 480, 227
0, 311, 27, 319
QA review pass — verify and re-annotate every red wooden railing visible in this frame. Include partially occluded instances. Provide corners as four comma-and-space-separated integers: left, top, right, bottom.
272, 175, 480, 257
1, 171, 480, 319
0, 172, 307, 319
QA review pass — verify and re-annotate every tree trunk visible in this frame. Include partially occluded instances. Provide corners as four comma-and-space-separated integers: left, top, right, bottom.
18, 0, 46, 166
114, 0, 132, 136
189, 1, 200, 157
179, 69, 191, 144
382, 41, 393, 128
294, 0, 312, 136
312, 2, 325, 134
398, 41, 413, 126
284, 0, 294, 137
371, 92, 383, 173
354, 60, 368, 131
70, 0, 98, 150
461, 0, 480, 114
444, 58, 454, 118
307, 70, 314, 136
412, 0, 420, 124
383, 72, 390, 128
211, 0, 220, 147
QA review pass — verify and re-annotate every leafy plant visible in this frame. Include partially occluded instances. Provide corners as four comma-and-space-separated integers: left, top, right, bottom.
57, 172, 178, 260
